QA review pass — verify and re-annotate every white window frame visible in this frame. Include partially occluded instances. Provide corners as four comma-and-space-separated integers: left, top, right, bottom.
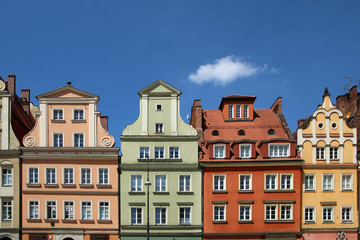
99, 201, 110, 220
154, 147, 165, 159
45, 200, 57, 220
80, 167, 92, 185
73, 108, 85, 120
169, 146, 180, 159
155, 207, 167, 225
213, 205, 226, 222
265, 204, 278, 220
322, 206, 334, 223
81, 201, 92, 220
45, 167, 57, 185
341, 206, 353, 223
280, 173, 293, 190
341, 174, 353, 191
179, 175, 191, 192
29, 200, 40, 220
322, 174, 334, 191
2, 167, 12, 186
155, 175, 167, 192
239, 204, 252, 221
130, 175, 143, 192
269, 143, 290, 157
179, 207, 191, 225
130, 207, 143, 225
236, 104, 241, 119
213, 144, 225, 159
239, 174, 252, 191
243, 104, 249, 119
265, 173, 278, 190
155, 123, 164, 133
316, 147, 325, 160
330, 147, 339, 160
280, 204, 293, 220
98, 167, 109, 185
239, 144, 251, 158
139, 147, 150, 159
2, 199, 12, 220
63, 200, 75, 220
304, 174, 316, 191
304, 206, 316, 223
53, 132, 64, 147
228, 104, 234, 119
213, 174, 226, 191
155, 104, 162, 111
63, 167, 74, 185
52, 108, 64, 120
73, 132, 85, 147
28, 167, 39, 184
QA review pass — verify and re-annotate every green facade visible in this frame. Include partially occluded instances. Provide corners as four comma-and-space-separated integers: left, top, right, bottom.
120, 80, 202, 240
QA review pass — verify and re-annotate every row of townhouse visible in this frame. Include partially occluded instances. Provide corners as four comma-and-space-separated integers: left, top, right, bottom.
0, 75, 359, 240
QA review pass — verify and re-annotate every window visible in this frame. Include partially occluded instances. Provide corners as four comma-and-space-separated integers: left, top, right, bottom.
267, 129, 275, 135
155, 207, 166, 225
29, 201, 39, 219
64, 201, 74, 220
342, 174, 352, 191
239, 174, 251, 191
155, 123, 164, 133
316, 147, 325, 160
46, 168, 56, 184
244, 104, 249, 118
236, 104, 241, 118
74, 133, 84, 147
214, 205, 225, 221
155, 175, 167, 192
330, 147, 338, 160
155, 147, 164, 159
81, 168, 91, 185
74, 109, 84, 120
53, 109, 63, 120
228, 104, 234, 118
280, 174, 292, 190
265, 174, 277, 190
269, 144, 289, 157
240, 144, 251, 158
213, 175, 226, 191
64, 168, 74, 184
169, 147, 179, 159
140, 147, 149, 159
2, 168, 12, 186
82, 201, 92, 220
322, 207, 333, 222
323, 174, 333, 191
214, 145, 225, 158
131, 207, 142, 225
99, 168, 109, 185
212, 130, 219, 136
2, 201, 12, 220
156, 104, 162, 111
99, 202, 109, 220
280, 205, 292, 220
239, 205, 251, 221
179, 207, 191, 224
46, 201, 57, 219
304, 207, 315, 222
53, 133, 63, 147
304, 174, 315, 191
342, 207, 352, 222
265, 205, 277, 220
29, 168, 39, 184
179, 175, 191, 192
238, 129, 245, 136
131, 175, 142, 192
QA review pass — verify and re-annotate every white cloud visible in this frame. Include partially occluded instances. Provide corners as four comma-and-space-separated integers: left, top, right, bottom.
188, 56, 262, 85
270, 68, 281, 75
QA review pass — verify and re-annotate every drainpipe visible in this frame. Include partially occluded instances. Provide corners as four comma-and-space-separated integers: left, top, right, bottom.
19, 151, 23, 240
118, 155, 121, 240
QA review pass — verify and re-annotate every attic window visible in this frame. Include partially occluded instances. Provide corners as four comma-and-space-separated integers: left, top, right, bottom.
156, 104, 162, 111
238, 130, 245, 136
267, 129, 275, 135
212, 130, 219, 136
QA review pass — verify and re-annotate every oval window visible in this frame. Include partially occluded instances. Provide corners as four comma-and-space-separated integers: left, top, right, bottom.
238, 130, 245, 136
212, 130, 219, 136
267, 129, 275, 135
317, 122, 324, 129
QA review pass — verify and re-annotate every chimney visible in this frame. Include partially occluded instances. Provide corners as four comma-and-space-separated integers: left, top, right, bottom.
271, 97, 282, 114
7, 74, 16, 96
190, 99, 204, 144
349, 86, 358, 112
21, 89, 30, 116
100, 115, 109, 131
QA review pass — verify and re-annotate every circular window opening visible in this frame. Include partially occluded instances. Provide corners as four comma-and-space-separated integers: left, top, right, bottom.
267, 129, 275, 135
238, 129, 245, 136
331, 122, 338, 129
317, 122, 324, 129
212, 130, 219, 136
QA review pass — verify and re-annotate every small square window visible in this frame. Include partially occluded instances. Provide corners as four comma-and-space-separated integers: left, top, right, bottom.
53, 109, 63, 120
74, 109, 84, 120
156, 104, 162, 111
265, 205, 277, 220
240, 144, 251, 158
280, 205, 292, 220
155, 123, 164, 133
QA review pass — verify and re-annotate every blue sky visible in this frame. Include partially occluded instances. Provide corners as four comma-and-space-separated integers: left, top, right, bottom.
1, 1, 360, 146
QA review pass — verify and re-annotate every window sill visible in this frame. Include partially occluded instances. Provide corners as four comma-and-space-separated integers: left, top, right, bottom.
72, 119, 86, 123
322, 190, 334, 192
322, 220, 335, 224
1, 185, 12, 187
179, 223, 192, 226
79, 184, 94, 188
341, 189, 353, 192
264, 189, 295, 193
98, 219, 112, 224
238, 220, 253, 224
177, 191, 194, 195
304, 221, 316, 224
26, 183, 41, 187
79, 219, 94, 223
51, 120, 65, 123
264, 219, 294, 223
238, 190, 253, 193
129, 191, 145, 195
153, 192, 169, 195
62, 219, 76, 223
27, 218, 41, 222
304, 189, 316, 192
212, 190, 228, 194
62, 184, 76, 188
138, 158, 182, 162
44, 184, 59, 188
213, 220, 227, 224
44, 219, 59, 223
97, 184, 111, 188
341, 220, 353, 224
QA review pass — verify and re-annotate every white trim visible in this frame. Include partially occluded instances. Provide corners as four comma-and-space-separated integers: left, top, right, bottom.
178, 174, 192, 192
72, 108, 85, 120
130, 206, 143, 225
268, 143, 290, 158
341, 173, 353, 191
322, 206, 334, 223
27, 166, 39, 184
52, 132, 64, 147
264, 173, 278, 190
63, 167, 75, 185
80, 167, 92, 184
80, 200, 92, 220
303, 206, 316, 223
239, 174, 252, 191
52, 108, 64, 120
154, 146, 165, 159
45, 200, 57, 220
213, 204, 226, 222
239, 204, 252, 221
280, 204, 293, 220
213, 174, 226, 191
139, 146, 150, 159
98, 200, 110, 220
239, 144, 252, 158
322, 173, 334, 191
169, 146, 180, 159
213, 144, 225, 159
44, 167, 57, 185
264, 204, 278, 220
130, 174, 143, 192
341, 205, 353, 223
304, 174, 316, 192
179, 206, 192, 225
73, 132, 85, 147
63, 200, 75, 220
98, 167, 109, 185
280, 173, 293, 190
28, 199, 40, 220
155, 206, 168, 225
154, 174, 167, 192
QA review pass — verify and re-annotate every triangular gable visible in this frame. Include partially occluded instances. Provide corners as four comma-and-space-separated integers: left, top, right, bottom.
138, 79, 181, 96
36, 85, 98, 100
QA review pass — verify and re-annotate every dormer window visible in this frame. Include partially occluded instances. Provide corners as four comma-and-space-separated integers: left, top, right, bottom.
74, 109, 84, 120
236, 104, 241, 118
240, 144, 251, 158
214, 145, 225, 159
229, 104, 234, 119
212, 130, 219, 136
243, 105, 249, 119
269, 144, 289, 157
53, 109, 63, 120
155, 123, 164, 133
